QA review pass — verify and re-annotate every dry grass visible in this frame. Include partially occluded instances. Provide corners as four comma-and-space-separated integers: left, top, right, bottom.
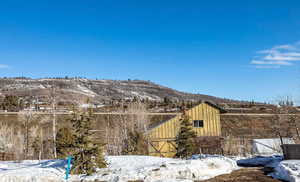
200, 168, 280, 182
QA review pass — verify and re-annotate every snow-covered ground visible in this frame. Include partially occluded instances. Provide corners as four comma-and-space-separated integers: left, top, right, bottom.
0, 155, 238, 182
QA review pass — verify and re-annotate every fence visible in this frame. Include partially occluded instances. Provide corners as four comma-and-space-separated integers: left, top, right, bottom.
194, 136, 223, 155
222, 137, 253, 156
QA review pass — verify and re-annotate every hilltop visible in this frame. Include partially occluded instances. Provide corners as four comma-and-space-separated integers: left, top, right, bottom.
0, 77, 241, 105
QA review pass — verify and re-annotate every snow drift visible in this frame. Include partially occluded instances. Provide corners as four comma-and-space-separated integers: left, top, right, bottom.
0, 155, 238, 182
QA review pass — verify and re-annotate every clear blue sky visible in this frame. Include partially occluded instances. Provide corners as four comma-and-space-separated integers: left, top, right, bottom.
1, 0, 300, 103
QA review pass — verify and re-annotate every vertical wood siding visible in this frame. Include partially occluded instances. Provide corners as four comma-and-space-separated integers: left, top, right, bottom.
148, 103, 222, 157
149, 103, 221, 139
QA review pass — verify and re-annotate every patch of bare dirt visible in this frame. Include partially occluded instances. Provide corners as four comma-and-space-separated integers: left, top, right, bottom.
200, 168, 281, 182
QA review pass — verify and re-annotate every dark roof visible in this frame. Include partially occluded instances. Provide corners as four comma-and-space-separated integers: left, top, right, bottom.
148, 114, 177, 130
203, 101, 227, 113
147, 101, 226, 131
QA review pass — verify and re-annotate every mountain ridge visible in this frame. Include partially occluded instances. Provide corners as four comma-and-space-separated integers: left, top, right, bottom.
0, 77, 243, 105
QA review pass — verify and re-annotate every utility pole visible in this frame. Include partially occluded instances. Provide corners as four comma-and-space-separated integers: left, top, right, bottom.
52, 85, 57, 158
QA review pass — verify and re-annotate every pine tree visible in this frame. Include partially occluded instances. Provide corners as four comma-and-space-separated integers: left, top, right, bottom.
94, 145, 107, 168
123, 129, 148, 155
70, 110, 107, 175
1, 95, 23, 112
175, 113, 197, 159
56, 127, 75, 158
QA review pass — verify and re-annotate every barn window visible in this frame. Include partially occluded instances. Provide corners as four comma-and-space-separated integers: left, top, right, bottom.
193, 120, 204, 128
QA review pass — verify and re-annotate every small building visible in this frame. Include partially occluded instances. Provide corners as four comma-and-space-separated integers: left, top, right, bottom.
147, 101, 226, 157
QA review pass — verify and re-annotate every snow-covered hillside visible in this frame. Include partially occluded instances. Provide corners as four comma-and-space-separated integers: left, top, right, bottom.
0, 78, 234, 104
0, 155, 238, 182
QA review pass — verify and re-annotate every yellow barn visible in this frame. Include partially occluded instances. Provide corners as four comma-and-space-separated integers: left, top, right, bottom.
147, 101, 226, 157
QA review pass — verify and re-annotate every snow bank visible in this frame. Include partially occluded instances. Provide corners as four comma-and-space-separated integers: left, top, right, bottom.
83, 155, 238, 182
0, 155, 238, 182
0, 159, 67, 182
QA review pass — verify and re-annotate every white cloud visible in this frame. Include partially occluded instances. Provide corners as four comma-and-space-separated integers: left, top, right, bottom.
280, 52, 300, 57
0, 64, 9, 69
251, 60, 292, 66
251, 41, 300, 68
254, 65, 280, 69
257, 49, 279, 54
273, 44, 295, 50
264, 55, 300, 61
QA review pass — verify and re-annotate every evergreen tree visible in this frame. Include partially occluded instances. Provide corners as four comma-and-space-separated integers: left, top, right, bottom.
32, 136, 41, 159
56, 127, 75, 158
122, 129, 148, 155
175, 113, 197, 159
163, 97, 171, 105
1, 95, 23, 112
70, 110, 107, 175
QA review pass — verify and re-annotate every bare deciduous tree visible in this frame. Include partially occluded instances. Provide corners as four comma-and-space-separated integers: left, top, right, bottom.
127, 101, 148, 133
32, 115, 50, 160
18, 110, 39, 159
48, 83, 57, 158
0, 123, 25, 161
106, 101, 149, 155
271, 96, 299, 145
0, 124, 14, 153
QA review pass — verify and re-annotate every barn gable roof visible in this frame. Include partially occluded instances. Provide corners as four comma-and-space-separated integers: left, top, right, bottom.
148, 114, 178, 131
203, 101, 227, 113
147, 101, 226, 131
